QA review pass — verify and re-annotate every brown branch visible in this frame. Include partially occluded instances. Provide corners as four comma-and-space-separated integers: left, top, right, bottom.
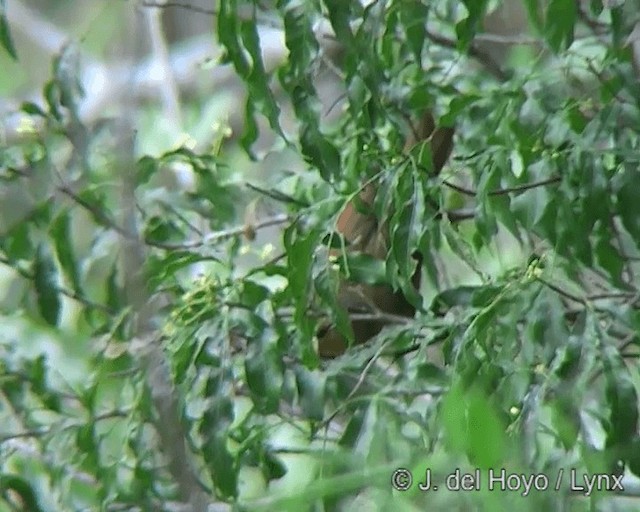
587, 291, 638, 301
474, 33, 542, 45
0, 254, 115, 314
58, 184, 133, 238
275, 305, 412, 325
442, 176, 562, 197
440, 208, 476, 221
13, 164, 289, 252
141, 1, 214, 15
537, 278, 639, 308
158, 213, 291, 250
536, 277, 586, 305
0, 408, 131, 443
425, 29, 508, 81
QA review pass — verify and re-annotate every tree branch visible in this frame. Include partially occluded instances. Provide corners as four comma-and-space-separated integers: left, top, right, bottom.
442, 176, 562, 197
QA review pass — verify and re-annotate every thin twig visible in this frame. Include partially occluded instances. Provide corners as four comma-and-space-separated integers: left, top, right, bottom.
141, 0, 215, 16
0, 254, 115, 314
158, 213, 291, 250
536, 277, 586, 305
319, 339, 390, 429
0, 408, 131, 443
442, 176, 561, 197
425, 29, 508, 81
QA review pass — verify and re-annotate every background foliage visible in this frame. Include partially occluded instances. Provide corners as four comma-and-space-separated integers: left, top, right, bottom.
2, 0, 640, 511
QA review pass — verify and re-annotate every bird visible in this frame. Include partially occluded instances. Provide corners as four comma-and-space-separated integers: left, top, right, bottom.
317, 112, 454, 357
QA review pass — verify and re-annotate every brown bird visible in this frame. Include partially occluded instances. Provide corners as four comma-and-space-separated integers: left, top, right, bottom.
317, 112, 454, 357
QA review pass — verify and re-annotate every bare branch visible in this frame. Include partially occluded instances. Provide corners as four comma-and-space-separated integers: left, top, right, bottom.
442, 176, 562, 197
425, 29, 508, 81
0, 254, 115, 314
142, 0, 214, 15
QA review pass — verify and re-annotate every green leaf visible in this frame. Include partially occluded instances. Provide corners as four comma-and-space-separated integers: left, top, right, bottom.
610, 4, 624, 49
295, 366, 326, 421
466, 387, 506, 469
339, 407, 366, 448
217, 0, 286, 154
489, 191, 521, 245
143, 215, 183, 243
245, 333, 284, 414
240, 19, 286, 141
33, 243, 61, 326
357, 399, 385, 464
456, 0, 489, 51
323, 0, 355, 47
217, 0, 250, 77
523, 0, 543, 31
590, 0, 604, 16
262, 451, 287, 481
441, 383, 467, 453
431, 284, 503, 311
346, 74, 370, 118
565, 102, 588, 134
416, 362, 448, 386
389, 167, 425, 307
473, 164, 500, 248
284, 224, 318, 345
239, 280, 270, 307
544, 0, 576, 52
0, 474, 42, 512
281, 2, 320, 79
1, 221, 33, 261
43, 80, 62, 121
106, 262, 123, 313
25, 355, 61, 412
552, 397, 580, 450
50, 212, 81, 294
145, 251, 220, 290
0, 0, 17, 61
554, 338, 582, 380
512, 181, 551, 230
201, 398, 237, 499
314, 265, 354, 346
400, 2, 429, 63
135, 155, 159, 185
594, 226, 625, 288
241, 96, 259, 156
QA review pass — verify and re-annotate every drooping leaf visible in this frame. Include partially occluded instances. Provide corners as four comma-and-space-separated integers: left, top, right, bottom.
295, 366, 326, 421
544, 0, 577, 52
456, 0, 489, 51
245, 333, 284, 414
33, 243, 61, 326
0, 474, 42, 512
400, 2, 429, 63
201, 397, 238, 499
0, 0, 17, 60
50, 211, 81, 294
